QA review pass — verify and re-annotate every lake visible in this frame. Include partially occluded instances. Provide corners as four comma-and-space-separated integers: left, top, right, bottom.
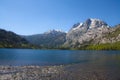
0, 49, 120, 66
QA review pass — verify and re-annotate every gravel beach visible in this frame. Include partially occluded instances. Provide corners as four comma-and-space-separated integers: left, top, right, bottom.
0, 63, 120, 80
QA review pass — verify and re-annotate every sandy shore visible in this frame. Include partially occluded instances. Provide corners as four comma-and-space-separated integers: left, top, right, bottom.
0, 63, 120, 80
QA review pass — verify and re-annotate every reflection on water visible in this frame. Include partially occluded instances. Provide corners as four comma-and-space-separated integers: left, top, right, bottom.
0, 49, 120, 66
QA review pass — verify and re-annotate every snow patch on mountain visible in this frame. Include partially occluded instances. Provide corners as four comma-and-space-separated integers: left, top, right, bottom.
44, 29, 66, 35
72, 23, 83, 30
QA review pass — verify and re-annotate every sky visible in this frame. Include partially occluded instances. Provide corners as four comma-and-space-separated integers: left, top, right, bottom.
0, 0, 120, 35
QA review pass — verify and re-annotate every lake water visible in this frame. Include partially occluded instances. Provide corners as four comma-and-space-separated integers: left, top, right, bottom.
0, 49, 120, 66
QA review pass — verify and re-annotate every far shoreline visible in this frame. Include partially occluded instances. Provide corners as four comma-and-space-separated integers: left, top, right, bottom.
1, 47, 120, 50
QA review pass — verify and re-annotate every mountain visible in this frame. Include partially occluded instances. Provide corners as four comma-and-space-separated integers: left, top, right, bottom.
64, 18, 110, 48
0, 28, 33, 48
24, 29, 66, 48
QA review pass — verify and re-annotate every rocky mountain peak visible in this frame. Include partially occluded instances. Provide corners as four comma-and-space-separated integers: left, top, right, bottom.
65, 18, 110, 47
71, 18, 109, 31
86, 18, 108, 28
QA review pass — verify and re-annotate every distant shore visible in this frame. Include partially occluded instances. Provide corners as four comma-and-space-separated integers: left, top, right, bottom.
0, 63, 120, 80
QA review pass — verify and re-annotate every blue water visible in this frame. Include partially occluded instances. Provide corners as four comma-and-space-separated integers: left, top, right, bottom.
0, 49, 120, 66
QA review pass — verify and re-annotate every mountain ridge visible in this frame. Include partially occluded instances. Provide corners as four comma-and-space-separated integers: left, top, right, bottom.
24, 29, 66, 48
0, 18, 120, 50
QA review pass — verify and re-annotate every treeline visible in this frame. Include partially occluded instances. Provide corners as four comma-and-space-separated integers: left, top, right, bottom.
77, 41, 120, 50
57, 41, 120, 50
0, 43, 41, 49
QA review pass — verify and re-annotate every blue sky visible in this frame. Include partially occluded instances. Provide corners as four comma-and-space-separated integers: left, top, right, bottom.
0, 0, 120, 35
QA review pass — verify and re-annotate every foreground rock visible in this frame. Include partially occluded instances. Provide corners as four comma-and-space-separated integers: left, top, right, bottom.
0, 65, 64, 80
0, 63, 120, 80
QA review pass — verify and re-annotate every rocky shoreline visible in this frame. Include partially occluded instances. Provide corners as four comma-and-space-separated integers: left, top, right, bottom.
0, 63, 120, 80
